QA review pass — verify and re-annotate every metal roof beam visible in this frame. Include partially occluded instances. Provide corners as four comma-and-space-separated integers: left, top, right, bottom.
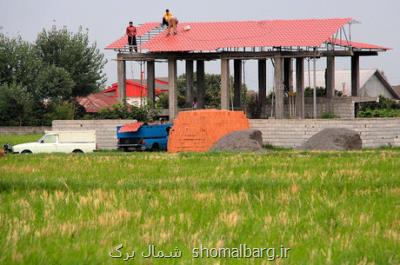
116, 50, 357, 61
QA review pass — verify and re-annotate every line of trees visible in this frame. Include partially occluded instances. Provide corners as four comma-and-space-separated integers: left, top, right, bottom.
0, 26, 107, 126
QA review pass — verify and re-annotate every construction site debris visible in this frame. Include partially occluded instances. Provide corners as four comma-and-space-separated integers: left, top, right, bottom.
210, 129, 263, 152
302, 128, 362, 151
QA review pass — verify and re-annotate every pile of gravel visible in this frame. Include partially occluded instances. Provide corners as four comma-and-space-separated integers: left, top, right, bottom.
210, 129, 263, 152
302, 128, 362, 151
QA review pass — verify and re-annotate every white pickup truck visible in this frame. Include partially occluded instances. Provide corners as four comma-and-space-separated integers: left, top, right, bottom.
5, 131, 96, 154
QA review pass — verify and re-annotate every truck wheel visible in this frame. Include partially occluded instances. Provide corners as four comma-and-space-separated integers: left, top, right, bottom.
72, 149, 84, 154
21, 150, 32, 154
151, 144, 160, 152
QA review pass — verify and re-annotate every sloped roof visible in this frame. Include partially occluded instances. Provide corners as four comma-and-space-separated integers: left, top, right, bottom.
106, 22, 159, 50
76, 93, 118, 113
393, 85, 400, 97
294, 69, 399, 99
107, 18, 353, 52
329, 39, 389, 51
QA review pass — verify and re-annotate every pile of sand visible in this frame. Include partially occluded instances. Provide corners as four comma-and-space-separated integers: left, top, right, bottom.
210, 129, 263, 152
302, 128, 362, 151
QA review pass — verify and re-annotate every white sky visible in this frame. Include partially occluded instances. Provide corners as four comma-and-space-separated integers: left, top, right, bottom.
1, 0, 399, 90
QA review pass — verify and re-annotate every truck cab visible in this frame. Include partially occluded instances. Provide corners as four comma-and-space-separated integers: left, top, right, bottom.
116, 123, 172, 152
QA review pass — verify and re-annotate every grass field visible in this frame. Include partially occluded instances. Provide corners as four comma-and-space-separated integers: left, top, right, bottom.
0, 134, 399, 264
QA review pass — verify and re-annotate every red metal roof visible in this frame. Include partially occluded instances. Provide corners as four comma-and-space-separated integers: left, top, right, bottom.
107, 18, 353, 52
106, 22, 159, 49
103, 79, 168, 98
329, 38, 389, 50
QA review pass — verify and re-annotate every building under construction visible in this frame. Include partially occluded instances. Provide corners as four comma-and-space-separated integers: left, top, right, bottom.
106, 18, 389, 120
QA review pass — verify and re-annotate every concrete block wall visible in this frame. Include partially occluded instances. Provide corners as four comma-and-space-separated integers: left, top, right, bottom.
264, 97, 354, 119
52, 120, 136, 150
250, 118, 400, 148
0, 126, 51, 134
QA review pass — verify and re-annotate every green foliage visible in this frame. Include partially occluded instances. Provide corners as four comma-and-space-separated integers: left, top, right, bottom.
304, 87, 343, 97
357, 96, 400, 118
0, 83, 34, 126
155, 93, 169, 109
43, 101, 76, 122
35, 26, 107, 97
0, 34, 42, 94
174, 73, 247, 109
90, 104, 160, 122
35, 65, 75, 102
358, 108, 400, 118
0, 27, 107, 125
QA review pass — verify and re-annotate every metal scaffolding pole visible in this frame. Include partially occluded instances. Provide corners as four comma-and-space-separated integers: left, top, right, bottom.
313, 56, 317, 119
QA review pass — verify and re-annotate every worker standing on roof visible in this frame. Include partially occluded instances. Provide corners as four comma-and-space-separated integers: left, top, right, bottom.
167, 16, 179, 36
162, 9, 173, 27
126, 21, 138, 52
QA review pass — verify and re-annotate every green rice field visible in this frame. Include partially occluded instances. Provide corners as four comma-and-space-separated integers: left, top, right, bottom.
0, 134, 399, 264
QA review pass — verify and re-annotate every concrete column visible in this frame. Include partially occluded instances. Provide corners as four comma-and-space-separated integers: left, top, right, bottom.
233, 59, 242, 109
117, 59, 126, 104
258, 59, 267, 118
274, 57, 284, 119
326, 56, 335, 98
295, 58, 305, 118
220, 58, 230, 110
168, 58, 178, 120
147, 60, 155, 105
185, 60, 194, 107
351, 55, 360, 97
284, 58, 294, 93
196, 60, 205, 108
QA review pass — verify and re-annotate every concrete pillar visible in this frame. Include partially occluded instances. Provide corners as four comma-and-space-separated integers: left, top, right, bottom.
168, 58, 178, 120
220, 58, 230, 110
258, 59, 267, 118
147, 60, 155, 105
351, 55, 360, 97
185, 60, 194, 107
295, 58, 305, 119
274, 57, 284, 119
233, 59, 242, 109
117, 59, 126, 104
196, 60, 205, 108
326, 56, 335, 98
284, 58, 294, 93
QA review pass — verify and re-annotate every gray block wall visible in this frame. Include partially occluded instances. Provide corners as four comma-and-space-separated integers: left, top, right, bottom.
0, 126, 51, 135
264, 97, 355, 119
52, 120, 136, 150
250, 118, 400, 148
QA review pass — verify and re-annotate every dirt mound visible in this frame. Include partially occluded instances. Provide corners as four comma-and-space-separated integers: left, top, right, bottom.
302, 128, 362, 151
210, 129, 263, 152
168, 110, 249, 153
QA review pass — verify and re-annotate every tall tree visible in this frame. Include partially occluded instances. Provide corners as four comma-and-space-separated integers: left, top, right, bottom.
35, 26, 107, 97
0, 33, 42, 93
0, 83, 34, 126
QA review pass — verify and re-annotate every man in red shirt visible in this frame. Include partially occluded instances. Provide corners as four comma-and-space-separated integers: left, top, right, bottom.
126, 21, 137, 52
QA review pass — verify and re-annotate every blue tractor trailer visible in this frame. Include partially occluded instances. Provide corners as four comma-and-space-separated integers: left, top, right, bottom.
116, 122, 172, 152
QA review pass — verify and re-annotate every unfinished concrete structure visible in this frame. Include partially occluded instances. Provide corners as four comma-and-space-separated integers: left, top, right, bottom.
106, 18, 388, 120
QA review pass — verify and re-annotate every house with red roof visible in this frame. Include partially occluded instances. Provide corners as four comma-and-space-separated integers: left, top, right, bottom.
77, 79, 168, 113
